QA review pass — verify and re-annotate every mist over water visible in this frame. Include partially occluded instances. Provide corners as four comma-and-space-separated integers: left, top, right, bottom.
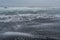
0, 7, 60, 40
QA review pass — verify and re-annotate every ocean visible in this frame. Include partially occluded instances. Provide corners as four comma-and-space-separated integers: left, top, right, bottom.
0, 7, 60, 40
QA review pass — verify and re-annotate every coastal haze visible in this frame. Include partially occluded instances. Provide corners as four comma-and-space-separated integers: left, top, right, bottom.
0, 0, 60, 40
0, 0, 60, 7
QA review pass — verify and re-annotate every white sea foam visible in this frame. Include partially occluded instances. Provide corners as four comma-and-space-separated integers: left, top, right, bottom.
0, 7, 56, 12
0, 14, 55, 22
2, 32, 34, 37
0, 7, 60, 22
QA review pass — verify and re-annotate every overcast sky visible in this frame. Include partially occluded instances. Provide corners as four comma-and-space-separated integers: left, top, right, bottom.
0, 0, 60, 7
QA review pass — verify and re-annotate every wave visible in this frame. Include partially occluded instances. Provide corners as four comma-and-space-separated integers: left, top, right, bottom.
0, 14, 60, 22
2, 32, 34, 37
0, 14, 55, 22
0, 32, 58, 40
0, 7, 60, 15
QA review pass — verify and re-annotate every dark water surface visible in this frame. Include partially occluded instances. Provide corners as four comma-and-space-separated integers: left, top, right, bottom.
0, 7, 60, 40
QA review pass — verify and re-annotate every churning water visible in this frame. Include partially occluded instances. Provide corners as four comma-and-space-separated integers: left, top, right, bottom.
0, 7, 60, 40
